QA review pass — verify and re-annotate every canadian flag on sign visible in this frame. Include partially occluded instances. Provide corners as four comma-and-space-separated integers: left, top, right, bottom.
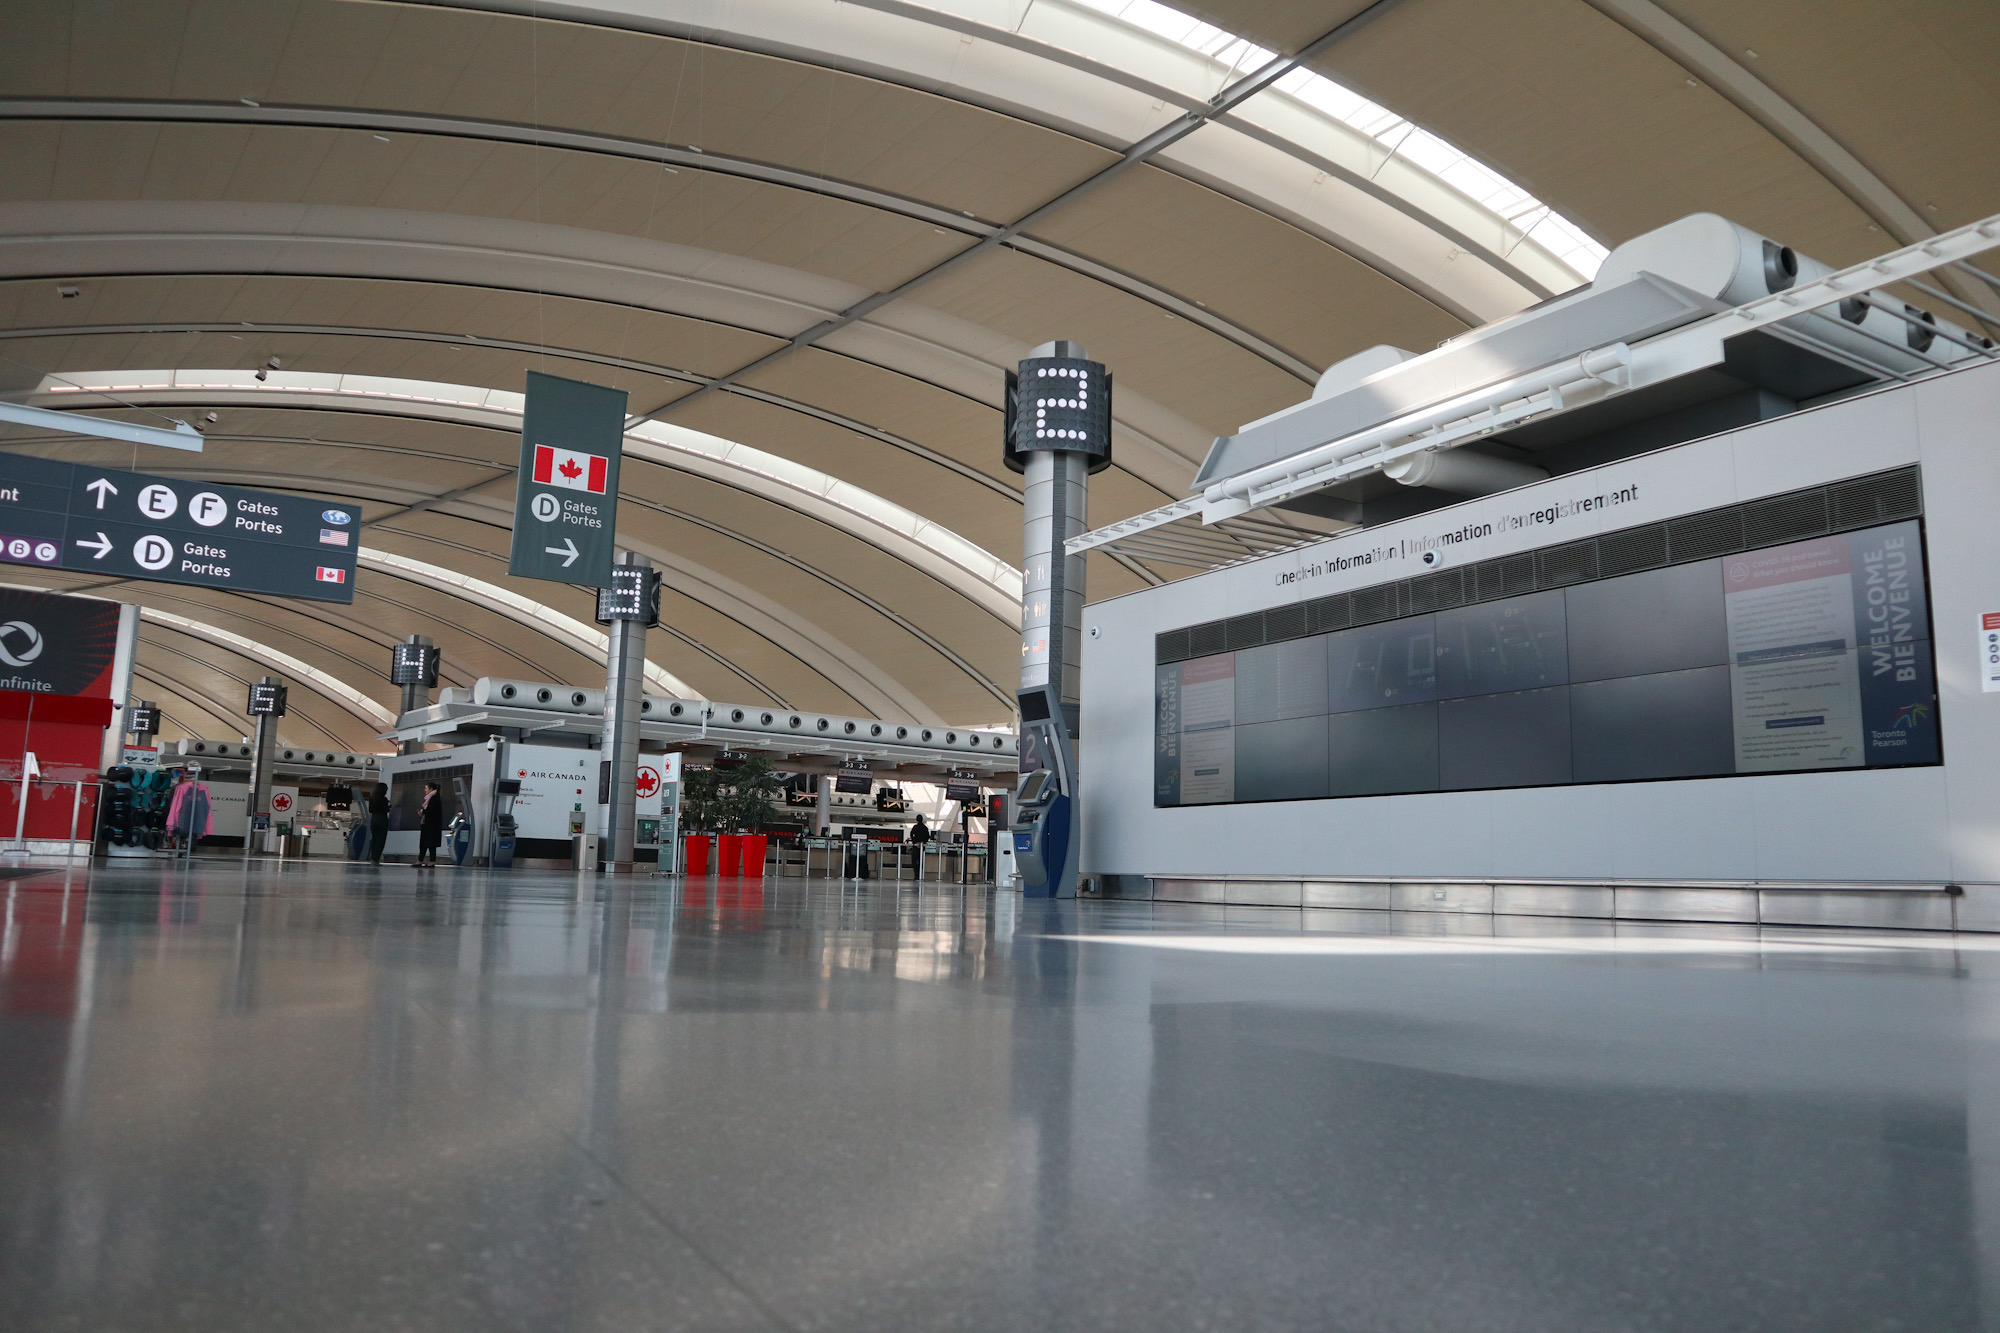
533, 444, 610, 494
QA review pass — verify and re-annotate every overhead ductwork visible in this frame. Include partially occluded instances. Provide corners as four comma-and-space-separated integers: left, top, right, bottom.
1382, 449, 1547, 496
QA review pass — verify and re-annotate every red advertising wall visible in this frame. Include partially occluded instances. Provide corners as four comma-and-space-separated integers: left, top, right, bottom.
0, 589, 120, 840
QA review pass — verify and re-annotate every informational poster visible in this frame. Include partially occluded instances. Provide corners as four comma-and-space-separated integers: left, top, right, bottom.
505, 742, 596, 839
1724, 537, 1865, 772
1179, 654, 1235, 804
1154, 518, 1938, 808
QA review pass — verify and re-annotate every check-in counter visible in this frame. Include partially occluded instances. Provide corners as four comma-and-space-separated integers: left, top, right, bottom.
804, 838, 842, 876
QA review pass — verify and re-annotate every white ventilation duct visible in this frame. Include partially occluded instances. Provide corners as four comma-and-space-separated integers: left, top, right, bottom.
1383, 450, 1548, 496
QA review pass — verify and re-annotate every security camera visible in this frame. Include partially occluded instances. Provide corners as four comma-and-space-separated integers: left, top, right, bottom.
203, 411, 219, 423
1421, 550, 1442, 567
266, 356, 282, 370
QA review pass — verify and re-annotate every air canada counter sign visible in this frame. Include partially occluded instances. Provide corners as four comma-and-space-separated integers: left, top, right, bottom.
507, 371, 626, 588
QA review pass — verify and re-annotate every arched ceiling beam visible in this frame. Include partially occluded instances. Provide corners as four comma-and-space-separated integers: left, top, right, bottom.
355, 549, 695, 700
1577, 0, 1999, 319
134, 632, 352, 749
367, 532, 941, 723
360, 530, 796, 707
0, 319, 1024, 503
24, 372, 1025, 620
135, 610, 394, 729
20, 443, 988, 718
626, 0, 1413, 422
129, 668, 247, 740
0, 575, 391, 742
425, 0, 1578, 306
0, 317, 1172, 589
0, 100, 1317, 381
0, 201, 1219, 486
1579, 0, 1929, 244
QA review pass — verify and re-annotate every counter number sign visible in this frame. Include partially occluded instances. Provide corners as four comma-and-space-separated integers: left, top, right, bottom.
508, 371, 626, 588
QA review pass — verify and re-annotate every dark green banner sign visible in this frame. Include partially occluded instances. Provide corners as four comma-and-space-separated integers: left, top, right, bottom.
507, 372, 627, 588
0, 451, 361, 602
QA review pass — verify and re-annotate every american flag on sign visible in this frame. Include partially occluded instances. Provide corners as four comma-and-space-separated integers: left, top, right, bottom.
315, 567, 346, 584
533, 444, 610, 494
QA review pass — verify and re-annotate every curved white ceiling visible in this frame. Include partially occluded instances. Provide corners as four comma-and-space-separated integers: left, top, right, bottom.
139, 606, 397, 730
0, 199, 1216, 486
490, 0, 1599, 315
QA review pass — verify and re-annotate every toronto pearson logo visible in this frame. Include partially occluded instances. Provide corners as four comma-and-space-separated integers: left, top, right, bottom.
1891, 701, 1931, 730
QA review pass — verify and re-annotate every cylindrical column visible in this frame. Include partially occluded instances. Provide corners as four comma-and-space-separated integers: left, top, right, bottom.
815, 773, 831, 837
398, 633, 434, 756
1007, 339, 1107, 900
601, 552, 650, 869
1019, 450, 1089, 722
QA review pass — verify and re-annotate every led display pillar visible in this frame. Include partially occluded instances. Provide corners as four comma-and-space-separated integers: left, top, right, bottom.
595, 552, 660, 871
243, 676, 287, 859
1005, 340, 1111, 897
389, 634, 441, 756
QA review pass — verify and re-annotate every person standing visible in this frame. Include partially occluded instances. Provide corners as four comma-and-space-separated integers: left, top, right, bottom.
417, 781, 444, 868
366, 782, 391, 865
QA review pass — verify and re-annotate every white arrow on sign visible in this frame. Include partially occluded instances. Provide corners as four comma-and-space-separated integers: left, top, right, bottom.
74, 531, 113, 559
85, 478, 118, 509
545, 537, 580, 568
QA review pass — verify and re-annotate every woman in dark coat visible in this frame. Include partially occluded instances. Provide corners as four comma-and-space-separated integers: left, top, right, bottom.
417, 781, 444, 868
366, 782, 391, 865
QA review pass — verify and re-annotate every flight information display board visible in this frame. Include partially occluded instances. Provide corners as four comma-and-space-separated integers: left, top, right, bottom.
0, 452, 360, 602
1155, 519, 1939, 806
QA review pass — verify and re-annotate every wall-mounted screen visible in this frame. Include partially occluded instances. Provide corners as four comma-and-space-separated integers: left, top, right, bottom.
1155, 519, 1938, 806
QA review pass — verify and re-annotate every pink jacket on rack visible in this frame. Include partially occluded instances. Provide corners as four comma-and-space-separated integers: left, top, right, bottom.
167, 781, 213, 838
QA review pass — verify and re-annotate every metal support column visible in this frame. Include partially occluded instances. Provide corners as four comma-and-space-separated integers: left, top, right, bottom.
1009, 339, 1106, 899
600, 552, 651, 871
244, 677, 280, 860
99, 603, 141, 772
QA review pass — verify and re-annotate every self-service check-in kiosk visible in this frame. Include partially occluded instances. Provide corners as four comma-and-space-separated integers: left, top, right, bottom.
1013, 683, 1077, 898
490, 778, 520, 870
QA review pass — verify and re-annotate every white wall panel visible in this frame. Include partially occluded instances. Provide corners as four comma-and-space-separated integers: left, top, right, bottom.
1080, 360, 2000, 890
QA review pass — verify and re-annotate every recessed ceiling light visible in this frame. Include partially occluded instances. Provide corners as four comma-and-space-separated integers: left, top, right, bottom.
240, 97, 260, 107
373, 134, 391, 142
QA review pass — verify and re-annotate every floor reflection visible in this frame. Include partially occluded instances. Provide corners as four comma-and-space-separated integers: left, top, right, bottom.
0, 863, 1993, 1330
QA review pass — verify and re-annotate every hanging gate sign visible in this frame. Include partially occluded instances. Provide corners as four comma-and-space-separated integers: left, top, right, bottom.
506, 372, 626, 588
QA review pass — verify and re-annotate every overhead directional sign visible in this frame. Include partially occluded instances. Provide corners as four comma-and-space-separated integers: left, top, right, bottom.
0, 451, 361, 603
507, 371, 626, 588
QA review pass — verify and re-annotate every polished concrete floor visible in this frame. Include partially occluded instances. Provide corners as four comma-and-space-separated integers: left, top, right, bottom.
3, 863, 1999, 1331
